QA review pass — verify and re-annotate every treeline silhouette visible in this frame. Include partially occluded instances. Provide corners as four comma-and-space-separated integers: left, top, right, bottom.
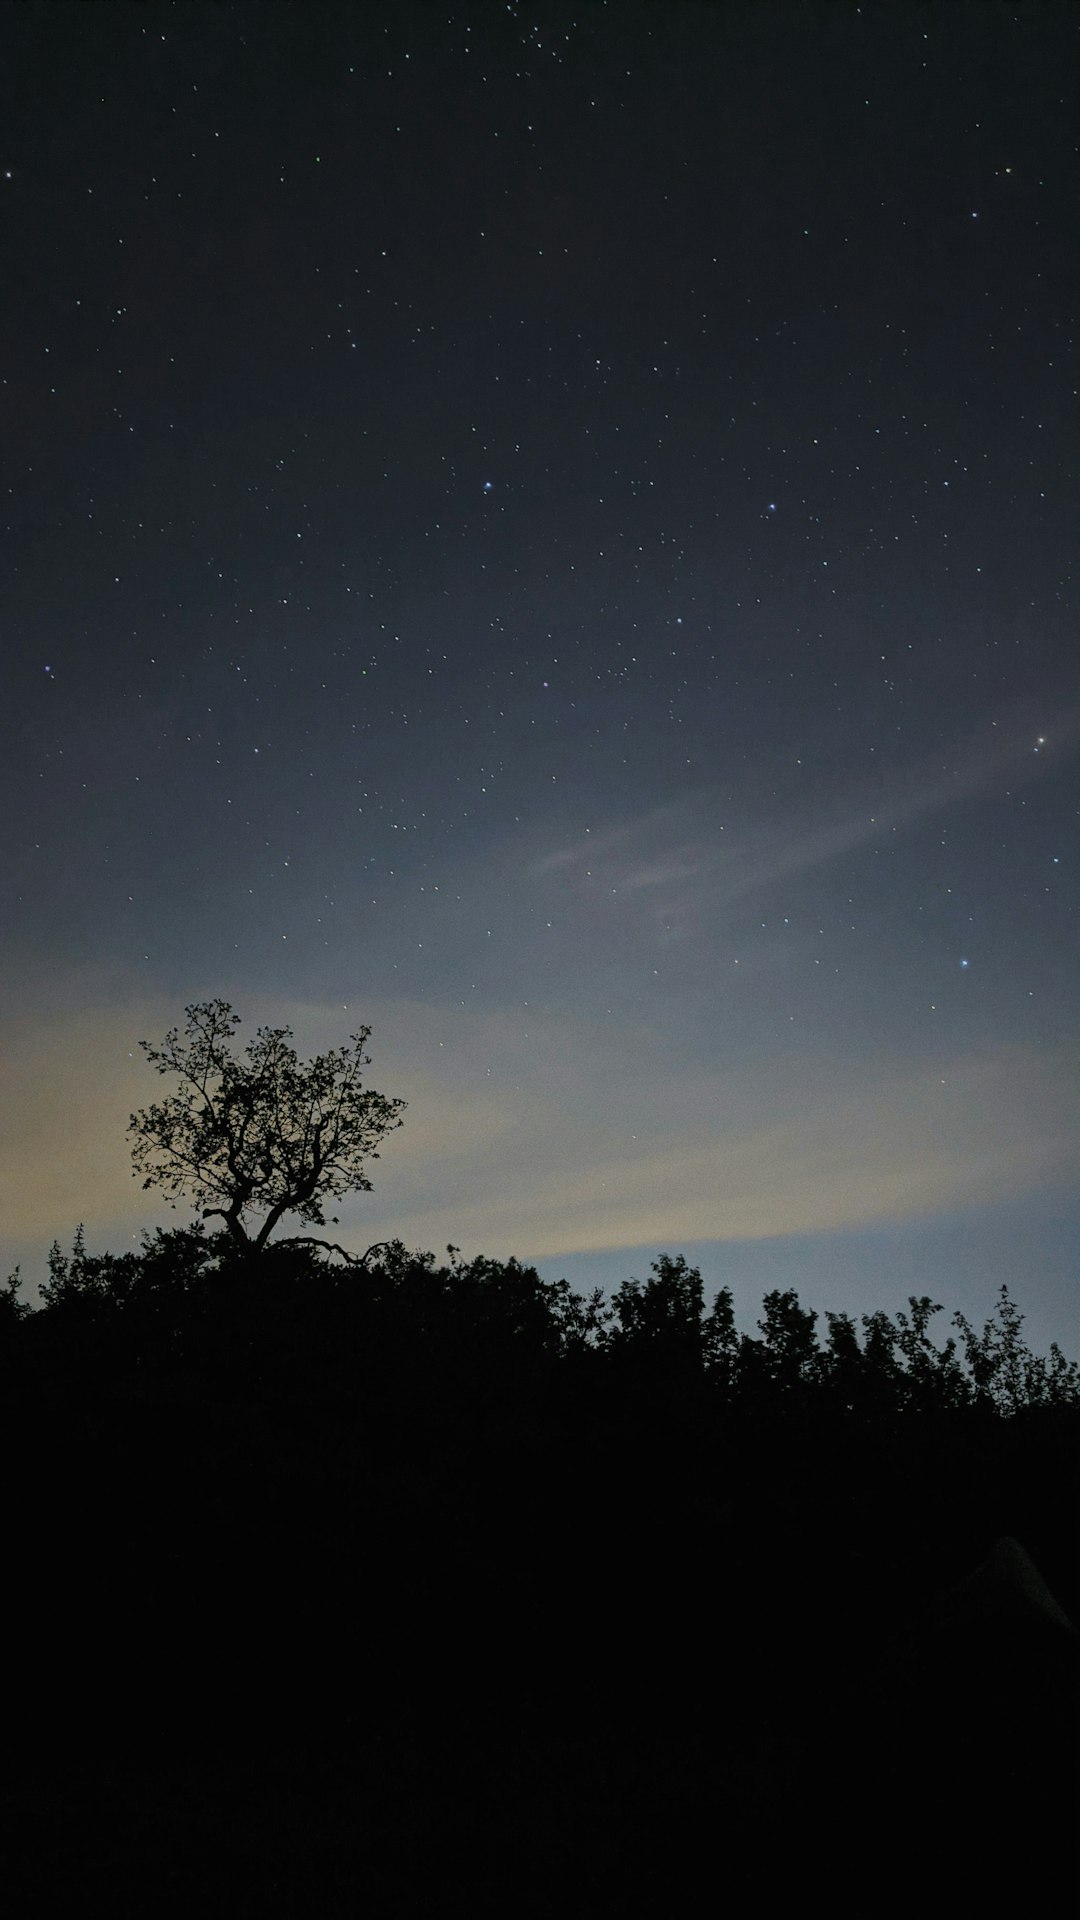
3, 1228, 1078, 1912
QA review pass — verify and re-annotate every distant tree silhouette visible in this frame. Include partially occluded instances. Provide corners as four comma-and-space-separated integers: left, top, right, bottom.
127, 999, 406, 1253
606, 1253, 707, 1360
743, 1286, 822, 1399
0, 1267, 30, 1326
954, 1282, 1080, 1412
38, 1221, 137, 1313
38, 1221, 217, 1314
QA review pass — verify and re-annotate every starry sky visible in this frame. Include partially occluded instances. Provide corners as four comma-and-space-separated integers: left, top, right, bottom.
3, 0, 1078, 1351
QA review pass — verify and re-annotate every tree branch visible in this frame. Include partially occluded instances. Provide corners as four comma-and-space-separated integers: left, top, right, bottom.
268, 1235, 393, 1270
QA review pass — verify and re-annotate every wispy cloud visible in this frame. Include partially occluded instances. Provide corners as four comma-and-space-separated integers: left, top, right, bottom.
713, 697, 1080, 905
526, 694, 1080, 928
531, 801, 699, 882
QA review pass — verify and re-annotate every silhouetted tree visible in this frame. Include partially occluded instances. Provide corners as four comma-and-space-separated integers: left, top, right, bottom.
38, 1222, 138, 1313
127, 1000, 406, 1253
0, 1266, 30, 1326
603, 1254, 711, 1399
702, 1281, 740, 1387
891, 1294, 969, 1409
741, 1286, 822, 1400
954, 1283, 1080, 1413
607, 1253, 704, 1347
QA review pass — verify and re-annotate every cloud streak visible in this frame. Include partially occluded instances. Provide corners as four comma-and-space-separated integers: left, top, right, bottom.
526, 695, 1080, 925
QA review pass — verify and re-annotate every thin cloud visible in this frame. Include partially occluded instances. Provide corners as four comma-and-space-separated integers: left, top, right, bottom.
715, 697, 1080, 905
526, 695, 1080, 921
530, 800, 699, 879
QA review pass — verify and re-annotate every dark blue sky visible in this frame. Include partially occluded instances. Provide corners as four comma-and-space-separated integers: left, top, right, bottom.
3, 1, 1077, 1353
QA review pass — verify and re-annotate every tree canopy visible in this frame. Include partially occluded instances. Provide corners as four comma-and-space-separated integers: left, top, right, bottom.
127, 999, 406, 1251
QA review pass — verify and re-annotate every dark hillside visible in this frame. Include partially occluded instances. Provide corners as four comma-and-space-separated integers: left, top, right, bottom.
2, 1235, 1076, 1911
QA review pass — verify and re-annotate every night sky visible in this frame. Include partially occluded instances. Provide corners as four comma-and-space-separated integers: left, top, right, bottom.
3, 1, 1078, 1351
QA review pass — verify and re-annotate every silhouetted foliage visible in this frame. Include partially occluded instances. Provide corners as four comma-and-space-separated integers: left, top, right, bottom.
954, 1282, 1080, 1412
19, 1224, 1078, 1427
0, 1266, 30, 1326
603, 1253, 711, 1401
127, 1000, 406, 1251
742, 1285, 822, 1403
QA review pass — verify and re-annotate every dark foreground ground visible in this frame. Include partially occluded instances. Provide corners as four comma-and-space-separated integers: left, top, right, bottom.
3, 1270, 1077, 1912
5, 1431, 1077, 1914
